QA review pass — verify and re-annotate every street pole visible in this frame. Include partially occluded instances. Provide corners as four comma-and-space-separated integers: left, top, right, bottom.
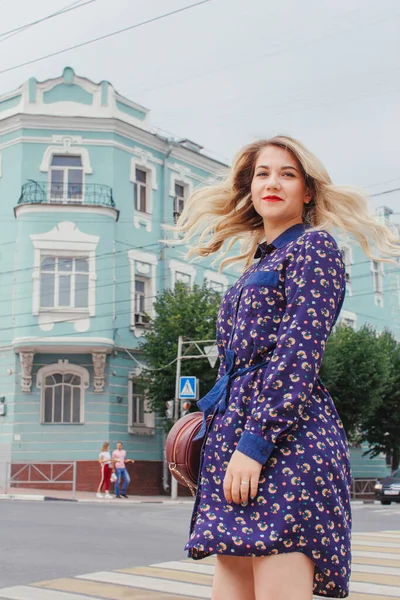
171, 335, 183, 500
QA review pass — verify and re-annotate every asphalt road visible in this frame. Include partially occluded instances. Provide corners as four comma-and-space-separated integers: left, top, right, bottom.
0, 500, 399, 590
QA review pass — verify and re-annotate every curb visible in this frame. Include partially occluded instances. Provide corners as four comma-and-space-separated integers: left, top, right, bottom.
0, 493, 193, 504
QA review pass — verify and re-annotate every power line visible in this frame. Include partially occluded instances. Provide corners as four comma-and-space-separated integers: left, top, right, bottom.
0, 0, 96, 44
0, 0, 212, 75
370, 187, 400, 198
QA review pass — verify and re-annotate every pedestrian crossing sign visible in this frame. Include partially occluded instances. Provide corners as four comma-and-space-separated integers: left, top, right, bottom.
179, 376, 198, 400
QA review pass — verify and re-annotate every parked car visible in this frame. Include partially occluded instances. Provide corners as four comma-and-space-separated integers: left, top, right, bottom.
374, 469, 400, 504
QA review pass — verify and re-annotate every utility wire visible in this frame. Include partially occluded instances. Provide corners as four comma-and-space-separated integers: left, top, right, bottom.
0, 0, 96, 44
0, 0, 211, 75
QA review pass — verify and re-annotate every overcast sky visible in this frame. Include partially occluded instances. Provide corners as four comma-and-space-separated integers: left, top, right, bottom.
1, 0, 399, 214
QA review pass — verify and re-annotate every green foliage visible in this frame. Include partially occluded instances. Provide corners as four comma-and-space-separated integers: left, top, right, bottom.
320, 324, 389, 438
360, 330, 400, 473
139, 282, 222, 430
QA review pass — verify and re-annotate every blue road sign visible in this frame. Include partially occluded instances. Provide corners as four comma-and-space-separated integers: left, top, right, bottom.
179, 376, 197, 400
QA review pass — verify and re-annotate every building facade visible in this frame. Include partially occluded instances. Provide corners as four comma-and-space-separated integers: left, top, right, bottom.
0, 67, 237, 493
0, 68, 395, 491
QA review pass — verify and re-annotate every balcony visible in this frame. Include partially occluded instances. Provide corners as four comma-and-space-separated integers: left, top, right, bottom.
18, 180, 115, 208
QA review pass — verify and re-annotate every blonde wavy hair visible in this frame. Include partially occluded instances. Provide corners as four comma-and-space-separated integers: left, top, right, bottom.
170, 135, 400, 270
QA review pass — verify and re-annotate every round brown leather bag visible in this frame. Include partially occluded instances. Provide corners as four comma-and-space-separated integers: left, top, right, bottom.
165, 412, 204, 497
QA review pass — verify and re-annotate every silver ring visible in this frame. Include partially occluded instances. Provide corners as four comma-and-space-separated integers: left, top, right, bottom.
240, 481, 250, 486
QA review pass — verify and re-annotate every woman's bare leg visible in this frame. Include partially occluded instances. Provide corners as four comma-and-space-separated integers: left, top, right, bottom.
212, 555, 255, 600
253, 552, 314, 600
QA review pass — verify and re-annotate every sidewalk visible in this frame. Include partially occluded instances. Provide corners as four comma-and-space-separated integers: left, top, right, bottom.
0, 486, 194, 504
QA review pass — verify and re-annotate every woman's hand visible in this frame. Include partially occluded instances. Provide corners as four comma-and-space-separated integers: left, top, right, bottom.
223, 450, 262, 504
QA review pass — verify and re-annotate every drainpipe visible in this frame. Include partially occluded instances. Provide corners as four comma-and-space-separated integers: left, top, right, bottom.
161, 140, 174, 494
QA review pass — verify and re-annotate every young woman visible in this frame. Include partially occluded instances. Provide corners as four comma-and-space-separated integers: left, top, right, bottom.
97, 442, 113, 499
173, 136, 399, 600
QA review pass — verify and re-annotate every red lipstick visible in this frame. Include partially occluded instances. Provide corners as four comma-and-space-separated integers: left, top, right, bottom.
262, 195, 283, 202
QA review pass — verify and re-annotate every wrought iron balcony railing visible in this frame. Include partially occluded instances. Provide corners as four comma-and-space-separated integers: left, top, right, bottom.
18, 181, 115, 208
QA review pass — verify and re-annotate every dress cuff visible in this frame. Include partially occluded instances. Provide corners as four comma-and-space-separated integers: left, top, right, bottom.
236, 430, 275, 465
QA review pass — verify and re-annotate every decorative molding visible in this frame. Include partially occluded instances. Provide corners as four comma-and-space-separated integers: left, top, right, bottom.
92, 351, 106, 392
128, 250, 157, 338
19, 351, 34, 393
36, 360, 90, 389
128, 374, 155, 435
338, 310, 357, 330
0, 114, 226, 175
169, 259, 196, 288
203, 269, 229, 290
130, 154, 158, 233
15, 204, 118, 221
30, 222, 99, 317
168, 163, 195, 197
12, 336, 114, 354
40, 141, 93, 173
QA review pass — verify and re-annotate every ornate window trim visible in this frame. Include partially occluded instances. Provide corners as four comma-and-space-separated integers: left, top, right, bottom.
40, 137, 93, 174
203, 269, 228, 293
338, 309, 357, 330
128, 249, 157, 338
130, 154, 157, 232
30, 222, 99, 323
340, 244, 353, 297
128, 374, 155, 435
169, 259, 196, 288
36, 360, 89, 425
371, 260, 384, 307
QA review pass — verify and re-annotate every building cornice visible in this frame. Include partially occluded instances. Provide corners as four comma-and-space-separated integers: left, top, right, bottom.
0, 113, 228, 174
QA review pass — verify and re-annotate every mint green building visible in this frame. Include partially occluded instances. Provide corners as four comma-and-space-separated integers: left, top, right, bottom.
0, 68, 394, 492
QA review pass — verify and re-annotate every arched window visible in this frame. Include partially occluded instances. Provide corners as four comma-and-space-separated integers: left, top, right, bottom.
37, 361, 89, 424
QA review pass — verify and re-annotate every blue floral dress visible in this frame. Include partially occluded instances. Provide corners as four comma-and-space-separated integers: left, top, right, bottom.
186, 224, 352, 598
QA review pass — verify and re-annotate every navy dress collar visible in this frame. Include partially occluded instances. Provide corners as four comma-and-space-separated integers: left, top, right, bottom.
254, 223, 307, 259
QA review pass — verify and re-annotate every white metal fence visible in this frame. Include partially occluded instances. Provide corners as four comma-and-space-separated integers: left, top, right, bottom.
1, 461, 77, 499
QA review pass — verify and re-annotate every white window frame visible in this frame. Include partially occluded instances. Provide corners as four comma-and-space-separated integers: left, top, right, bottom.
169, 168, 194, 228
36, 360, 89, 425
130, 156, 157, 232
338, 310, 357, 330
169, 259, 196, 289
340, 244, 353, 296
49, 154, 84, 203
39, 256, 90, 310
128, 375, 155, 435
134, 275, 151, 328
128, 250, 157, 338
397, 276, 400, 309
371, 260, 384, 307
204, 269, 228, 294
40, 143, 92, 204
133, 167, 148, 214
30, 222, 99, 319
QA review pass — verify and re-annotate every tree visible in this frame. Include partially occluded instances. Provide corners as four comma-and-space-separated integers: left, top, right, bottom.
361, 330, 400, 473
139, 282, 222, 429
320, 324, 390, 439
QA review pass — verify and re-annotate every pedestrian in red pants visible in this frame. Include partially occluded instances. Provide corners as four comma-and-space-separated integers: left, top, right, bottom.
97, 442, 113, 499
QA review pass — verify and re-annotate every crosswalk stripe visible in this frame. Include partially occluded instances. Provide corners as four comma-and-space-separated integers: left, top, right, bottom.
119, 566, 214, 586
353, 549, 400, 560
352, 563, 400, 576
153, 561, 215, 575
351, 540, 400, 549
0, 530, 399, 599
350, 572, 400, 586
350, 581, 400, 597
353, 533, 400, 541
353, 556, 400, 568
77, 571, 212, 599
33, 577, 198, 599
352, 544, 400, 554
0, 586, 96, 600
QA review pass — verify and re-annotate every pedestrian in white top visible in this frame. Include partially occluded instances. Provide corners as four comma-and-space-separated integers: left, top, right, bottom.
97, 442, 113, 499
